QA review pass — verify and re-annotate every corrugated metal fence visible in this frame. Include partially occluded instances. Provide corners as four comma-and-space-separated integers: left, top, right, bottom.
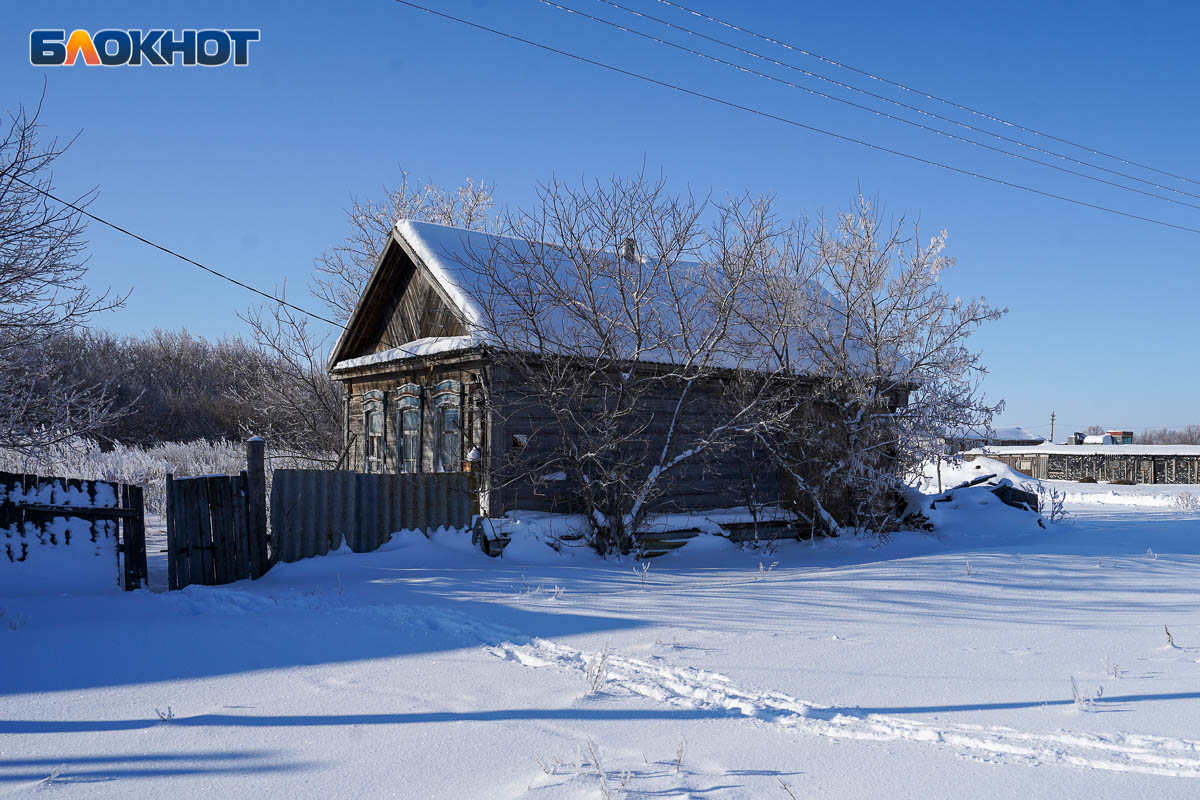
271, 470, 476, 562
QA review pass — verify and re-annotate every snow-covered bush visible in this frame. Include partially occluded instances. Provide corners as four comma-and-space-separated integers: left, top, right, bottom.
1026, 481, 1069, 524
1070, 676, 1104, 711
1173, 493, 1200, 511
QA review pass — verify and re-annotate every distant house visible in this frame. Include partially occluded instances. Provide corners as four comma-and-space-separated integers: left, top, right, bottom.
944, 426, 1045, 453
327, 219, 906, 519
1067, 430, 1134, 445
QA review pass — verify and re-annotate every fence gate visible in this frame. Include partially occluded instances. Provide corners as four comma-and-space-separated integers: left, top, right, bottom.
166, 472, 271, 590
0, 471, 147, 591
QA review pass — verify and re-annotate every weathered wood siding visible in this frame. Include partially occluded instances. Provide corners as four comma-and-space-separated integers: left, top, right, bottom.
484, 366, 782, 515
334, 241, 467, 361
366, 255, 467, 354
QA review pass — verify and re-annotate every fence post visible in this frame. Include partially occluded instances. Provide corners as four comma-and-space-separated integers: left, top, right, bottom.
246, 436, 268, 577
165, 473, 179, 590
122, 485, 147, 591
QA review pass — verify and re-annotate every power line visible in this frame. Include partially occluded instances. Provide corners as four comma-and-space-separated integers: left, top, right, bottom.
655, 0, 1200, 187
392, 0, 1200, 236
540, 0, 1200, 211
588, 0, 1200, 203
9, 174, 344, 329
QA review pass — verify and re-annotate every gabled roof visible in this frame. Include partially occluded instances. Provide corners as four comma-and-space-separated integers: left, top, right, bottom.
330, 218, 871, 375
331, 218, 740, 370
328, 220, 484, 370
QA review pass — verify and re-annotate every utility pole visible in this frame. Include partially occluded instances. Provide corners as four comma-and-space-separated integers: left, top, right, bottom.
1050, 412, 1056, 444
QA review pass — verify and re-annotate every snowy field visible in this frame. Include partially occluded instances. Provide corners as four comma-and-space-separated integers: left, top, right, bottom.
4, 461, 1200, 798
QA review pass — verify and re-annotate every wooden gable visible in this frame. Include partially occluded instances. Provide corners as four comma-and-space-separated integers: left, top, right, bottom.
330, 233, 470, 365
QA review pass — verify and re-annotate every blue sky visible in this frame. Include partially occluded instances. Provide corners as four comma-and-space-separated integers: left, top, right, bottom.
4, 1, 1199, 437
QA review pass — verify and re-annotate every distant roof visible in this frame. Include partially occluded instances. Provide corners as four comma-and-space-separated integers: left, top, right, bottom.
969, 444, 1200, 456
949, 425, 1044, 442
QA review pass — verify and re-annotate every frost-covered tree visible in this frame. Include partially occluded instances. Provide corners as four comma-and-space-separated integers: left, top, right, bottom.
459, 182, 1002, 552
1140, 426, 1200, 445
734, 195, 1004, 537
0, 97, 124, 453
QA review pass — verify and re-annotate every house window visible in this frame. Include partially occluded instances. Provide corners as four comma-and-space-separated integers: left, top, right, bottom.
363, 390, 385, 473
395, 383, 422, 473
432, 379, 461, 472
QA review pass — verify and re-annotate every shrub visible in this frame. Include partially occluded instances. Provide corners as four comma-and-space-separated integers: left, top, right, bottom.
1078, 476, 1098, 484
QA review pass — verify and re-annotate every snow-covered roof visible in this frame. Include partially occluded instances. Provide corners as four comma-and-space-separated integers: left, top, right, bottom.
394, 219, 495, 327
949, 425, 1044, 442
968, 444, 1200, 456
333, 218, 867, 375
332, 335, 479, 371
395, 219, 747, 368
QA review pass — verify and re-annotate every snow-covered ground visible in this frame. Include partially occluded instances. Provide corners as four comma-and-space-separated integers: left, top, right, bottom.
4, 465, 1200, 798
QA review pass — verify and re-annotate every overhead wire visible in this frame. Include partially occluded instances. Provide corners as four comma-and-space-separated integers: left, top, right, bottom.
593, 0, 1200, 201
8, 174, 345, 328
391, 0, 1200, 236
654, 0, 1200, 187
539, 0, 1200, 211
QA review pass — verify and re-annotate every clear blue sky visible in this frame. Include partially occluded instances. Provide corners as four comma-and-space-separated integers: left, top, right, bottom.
4, 1, 1199, 438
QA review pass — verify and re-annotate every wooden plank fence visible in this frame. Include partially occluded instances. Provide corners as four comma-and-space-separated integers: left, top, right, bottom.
271, 470, 475, 562
166, 438, 270, 590
165, 438, 476, 588
166, 472, 270, 590
0, 471, 147, 590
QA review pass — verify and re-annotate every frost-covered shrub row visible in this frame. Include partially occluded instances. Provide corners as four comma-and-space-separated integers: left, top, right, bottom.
25, 328, 341, 455
0, 437, 330, 516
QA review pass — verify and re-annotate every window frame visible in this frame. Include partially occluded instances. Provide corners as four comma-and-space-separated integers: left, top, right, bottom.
431, 379, 462, 473
362, 389, 386, 474
395, 383, 422, 474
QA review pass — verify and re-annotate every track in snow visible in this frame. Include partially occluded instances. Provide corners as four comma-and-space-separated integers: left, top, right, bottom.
489, 638, 1200, 778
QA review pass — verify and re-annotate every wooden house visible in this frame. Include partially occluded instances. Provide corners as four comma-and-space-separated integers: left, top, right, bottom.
328, 219, 907, 520
328, 219, 798, 517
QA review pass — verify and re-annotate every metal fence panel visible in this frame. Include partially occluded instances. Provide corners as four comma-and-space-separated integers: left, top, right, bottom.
271, 470, 474, 562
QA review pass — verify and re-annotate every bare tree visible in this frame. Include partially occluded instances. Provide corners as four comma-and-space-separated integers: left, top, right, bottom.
464, 174, 776, 555
241, 170, 495, 459
1139, 426, 1200, 445
237, 293, 343, 461
312, 169, 495, 322
0, 96, 125, 452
